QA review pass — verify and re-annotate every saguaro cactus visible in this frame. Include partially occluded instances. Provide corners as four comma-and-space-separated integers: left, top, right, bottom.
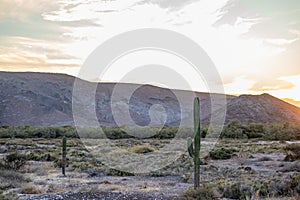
62, 136, 67, 176
187, 97, 201, 189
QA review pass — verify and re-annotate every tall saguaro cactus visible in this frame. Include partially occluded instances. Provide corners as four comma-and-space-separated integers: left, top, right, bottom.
62, 136, 67, 176
187, 97, 201, 189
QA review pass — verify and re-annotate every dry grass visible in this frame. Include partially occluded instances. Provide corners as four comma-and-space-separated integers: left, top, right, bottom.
0, 169, 27, 191
20, 185, 43, 194
127, 144, 156, 154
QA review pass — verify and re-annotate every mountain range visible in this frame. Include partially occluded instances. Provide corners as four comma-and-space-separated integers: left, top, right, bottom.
0, 71, 300, 127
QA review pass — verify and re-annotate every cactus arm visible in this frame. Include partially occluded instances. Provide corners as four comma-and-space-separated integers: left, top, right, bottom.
187, 137, 194, 158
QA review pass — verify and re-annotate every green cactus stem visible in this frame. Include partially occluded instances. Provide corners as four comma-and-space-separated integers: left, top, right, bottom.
187, 97, 201, 189
62, 136, 67, 176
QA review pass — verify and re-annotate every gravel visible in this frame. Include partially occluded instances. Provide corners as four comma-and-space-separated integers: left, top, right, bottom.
19, 191, 183, 200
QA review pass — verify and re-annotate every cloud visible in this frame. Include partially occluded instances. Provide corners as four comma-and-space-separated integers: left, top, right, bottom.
137, 0, 200, 10
213, 0, 300, 95
214, 0, 260, 26
0, 1, 101, 40
250, 79, 295, 91
0, 0, 299, 101
57, 19, 102, 27
0, 36, 79, 71
245, 39, 300, 80
282, 98, 300, 107
215, 0, 300, 39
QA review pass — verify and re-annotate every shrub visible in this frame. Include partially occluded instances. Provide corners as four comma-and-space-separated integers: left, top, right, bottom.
183, 185, 215, 200
21, 186, 42, 194
258, 156, 273, 161
107, 168, 134, 176
263, 123, 300, 141
209, 148, 237, 160
128, 145, 155, 154
0, 169, 27, 191
284, 144, 300, 161
223, 182, 252, 199
278, 161, 300, 172
220, 120, 247, 139
25, 152, 56, 162
1, 152, 27, 170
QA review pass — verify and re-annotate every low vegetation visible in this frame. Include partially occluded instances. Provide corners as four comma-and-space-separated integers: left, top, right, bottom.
0, 152, 27, 170
284, 143, 300, 161
128, 144, 156, 154
0, 121, 300, 140
209, 147, 237, 160
184, 173, 300, 199
0, 122, 300, 199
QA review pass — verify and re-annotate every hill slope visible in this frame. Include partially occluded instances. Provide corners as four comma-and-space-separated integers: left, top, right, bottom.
0, 71, 299, 126
223, 93, 300, 124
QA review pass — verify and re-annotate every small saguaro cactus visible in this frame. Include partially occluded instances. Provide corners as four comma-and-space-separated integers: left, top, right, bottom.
187, 97, 201, 189
62, 136, 67, 176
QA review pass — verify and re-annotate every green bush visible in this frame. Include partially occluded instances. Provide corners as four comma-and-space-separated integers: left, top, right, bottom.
25, 152, 56, 162
209, 148, 237, 160
284, 144, 300, 161
0, 123, 300, 140
0, 152, 27, 170
220, 120, 248, 139
183, 185, 215, 200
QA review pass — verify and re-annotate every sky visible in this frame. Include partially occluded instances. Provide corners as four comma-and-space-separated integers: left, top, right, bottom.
0, 0, 300, 106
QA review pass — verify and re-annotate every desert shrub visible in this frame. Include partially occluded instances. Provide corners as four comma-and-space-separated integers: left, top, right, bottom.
0, 169, 27, 191
0, 152, 27, 170
268, 174, 300, 197
206, 125, 224, 138
107, 168, 134, 176
183, 185, 215, 200
101, 126, 133, 139
1, 123, 300, 140
220, 120, 248, 139
0, 193, 19, 200
0, 126, 78, 138
263, 123, 300, 141
209, 148, 237, 160
0, 125, 210, 139
223, 182, 252, 199
284, 144, 300, 161
278, 161, 300, 172
183, 174, 300, 199
257, 156, 273, 161
25, 152, 56, 162
154, 126, 177, 139
243, 123, 264, 138
128, 144, 155, 154
219, 122, 300, 140
53, 157, 69, 168
21, 186, 42, 194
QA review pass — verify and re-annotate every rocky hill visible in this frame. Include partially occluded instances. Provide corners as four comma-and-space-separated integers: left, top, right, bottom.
223, 93, 300, 124
0, 71, 299, 126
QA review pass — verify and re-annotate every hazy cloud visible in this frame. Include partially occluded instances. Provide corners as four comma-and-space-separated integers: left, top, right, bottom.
137, 0, 200, 10
0, 37, 79, 71
214, 0, 259, 26
0, 0, 299, 101
250, 79, 295, 91
214, 0, 300, 95
282, 98, 300, 107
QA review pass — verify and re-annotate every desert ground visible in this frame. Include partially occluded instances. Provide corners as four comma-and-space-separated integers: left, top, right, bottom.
1, 136, 300, 200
